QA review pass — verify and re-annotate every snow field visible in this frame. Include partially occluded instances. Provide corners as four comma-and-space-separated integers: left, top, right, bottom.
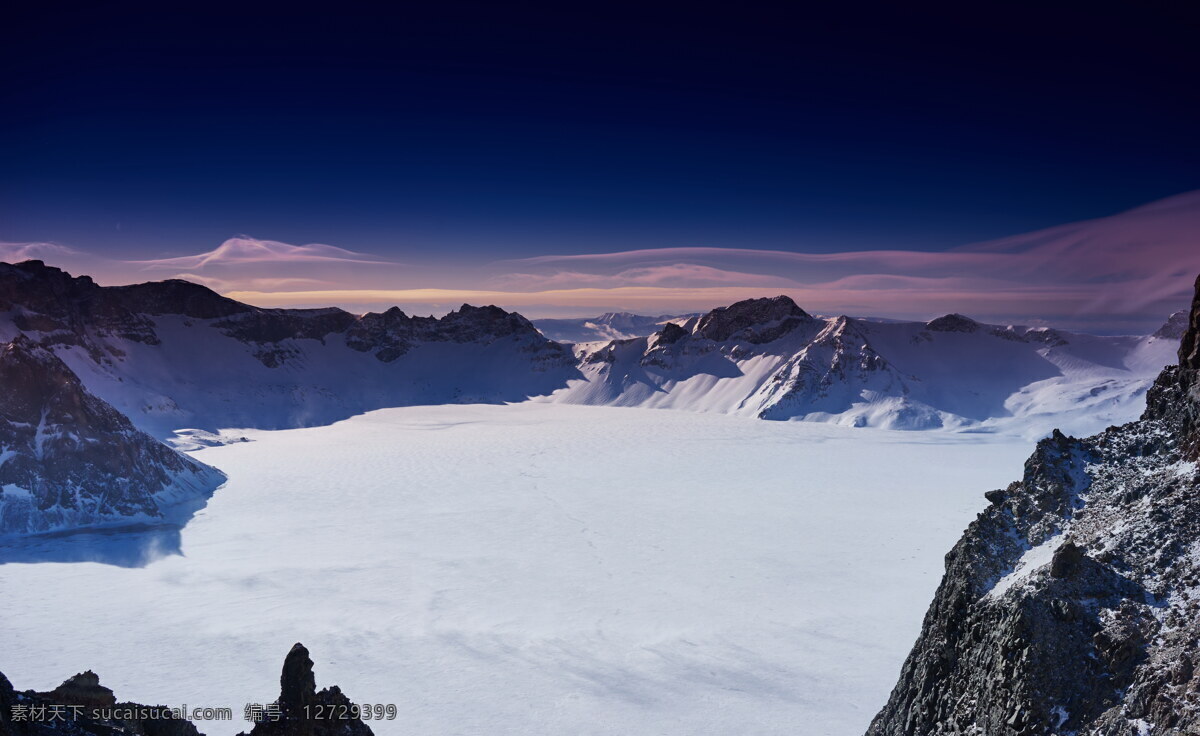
1, 404, 1031, 735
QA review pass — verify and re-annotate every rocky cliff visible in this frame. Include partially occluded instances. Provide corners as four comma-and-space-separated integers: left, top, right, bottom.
0, 335, 224, 536
866, 275, 1200, 734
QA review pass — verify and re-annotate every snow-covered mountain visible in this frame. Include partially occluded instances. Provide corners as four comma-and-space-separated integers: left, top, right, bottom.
532, 311, 699, 343
0, 260, 579, 440
0, 260, 1181, 537
544, 296, 1180, 437
0, 334, 224, 536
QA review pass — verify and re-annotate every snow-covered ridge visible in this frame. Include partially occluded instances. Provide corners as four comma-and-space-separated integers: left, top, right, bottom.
0, 335, 224, 537
546, 297, 1181, 438
0, 261, 1181, 443
0, 259, 579, 439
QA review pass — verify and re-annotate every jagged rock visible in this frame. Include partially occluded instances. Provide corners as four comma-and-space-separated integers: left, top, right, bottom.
0, 647, 369, 736
0, 335, 225, 536
655, 322, 688, 345
1179, 274, 1200, 369
926, 313, 981, 333
866, 275, 1200, 735
0, 667, 199, 736
239, 643, 373, 736
1153, 309, 1190, 341
37, 672, 115, 709
692, 295, 812, 342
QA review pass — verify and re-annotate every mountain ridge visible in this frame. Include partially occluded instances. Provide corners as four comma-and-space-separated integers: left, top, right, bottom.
0, 261, 1182, 540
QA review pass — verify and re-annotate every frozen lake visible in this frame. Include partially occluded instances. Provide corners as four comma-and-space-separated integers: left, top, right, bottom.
0, 404, 1032, 735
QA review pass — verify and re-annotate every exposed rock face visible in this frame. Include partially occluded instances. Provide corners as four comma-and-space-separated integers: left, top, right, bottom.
1153, 309, 1190, 341
344, 303, 550, 362
0, 260, 249, 356
692, 295, 813, 343
239, 643, 373, 736
1179, 274, 1200, 369
0, 667, 199, 736
866, 276, 1200, 735
0, 335, 224, 536
926, 313, 982, 333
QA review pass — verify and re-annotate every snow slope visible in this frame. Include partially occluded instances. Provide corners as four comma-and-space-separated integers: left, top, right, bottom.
0, 260, 579, 441
544, 301, 1180, 439
53, 314, 578, 440
0, 404, 1032, 736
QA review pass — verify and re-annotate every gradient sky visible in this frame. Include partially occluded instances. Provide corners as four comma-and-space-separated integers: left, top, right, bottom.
3, 2, 1199, 329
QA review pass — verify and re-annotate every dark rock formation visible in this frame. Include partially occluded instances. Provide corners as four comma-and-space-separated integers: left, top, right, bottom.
238, 644, 373, 736
655, 322, 688, 346
1179, 274, 1200, 369
344, 303, 551, 363
1153, 309, 1190, 341
867, 276, 1200, 735
692, 295, 813, 343
0, 260, 569, 368
0, 335, 224, 536
0, 646, 368, 736
925, 313, 982, 333
0, 667, 199, 736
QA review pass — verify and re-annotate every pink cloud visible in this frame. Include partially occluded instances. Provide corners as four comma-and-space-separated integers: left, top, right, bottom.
492, 263, 798, 290
0, 241, 86, 262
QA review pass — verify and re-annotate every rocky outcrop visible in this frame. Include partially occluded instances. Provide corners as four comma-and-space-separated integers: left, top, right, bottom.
1153, 309, 1189, 341
0, 646, 368, 736
692, 295, 814, 343
238, 644, 373, 736
0, 335, 224, 536
1179, 274, 1200, 369
344, 303, 551, 363
925, 314, 982, 333
866, 276, 1200, 735
0, 668, 199, 736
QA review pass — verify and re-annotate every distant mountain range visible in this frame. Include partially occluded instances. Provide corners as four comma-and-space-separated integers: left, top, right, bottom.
544, 298, 1180, 437
532, 312, 699, 343
0, 259, 1182, 537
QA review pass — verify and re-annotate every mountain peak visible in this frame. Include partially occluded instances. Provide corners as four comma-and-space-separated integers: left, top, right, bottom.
693, 295, 812, 342
925, 313, 981, 333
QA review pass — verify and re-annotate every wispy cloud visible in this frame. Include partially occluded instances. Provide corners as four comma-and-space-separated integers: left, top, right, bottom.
0, 241, 87, 262
131, 237, 395, 269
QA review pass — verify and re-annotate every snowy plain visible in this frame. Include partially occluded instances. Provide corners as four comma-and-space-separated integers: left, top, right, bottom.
0, 403, 1033, 735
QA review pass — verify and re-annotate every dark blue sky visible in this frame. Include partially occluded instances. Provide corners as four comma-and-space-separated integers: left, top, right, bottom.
3, 1, 1199, 261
